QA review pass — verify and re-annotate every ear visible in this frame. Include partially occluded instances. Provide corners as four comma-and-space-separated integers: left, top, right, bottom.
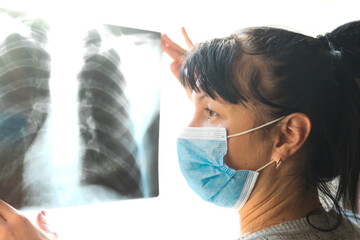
271, 113, 311, 161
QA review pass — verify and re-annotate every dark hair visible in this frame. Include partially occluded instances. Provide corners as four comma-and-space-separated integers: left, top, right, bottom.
180, 21, 360, 217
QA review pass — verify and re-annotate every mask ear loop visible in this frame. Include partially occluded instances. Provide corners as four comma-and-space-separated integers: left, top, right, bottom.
256, 158, 282, 172
227, 116, 285, 138
256, 160, 275, 172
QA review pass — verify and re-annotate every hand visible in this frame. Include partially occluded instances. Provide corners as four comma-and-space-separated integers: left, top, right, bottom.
161, 27, 194, 100
0, 200, 56, 240
161, 27, 193, 79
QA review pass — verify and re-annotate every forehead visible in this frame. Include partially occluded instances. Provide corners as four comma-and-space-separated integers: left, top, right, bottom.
192, 91, 226, 104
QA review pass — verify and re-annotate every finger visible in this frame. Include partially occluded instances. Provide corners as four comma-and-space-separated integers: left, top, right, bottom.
161, 33, 187, 54
36, 211, 47, 232
161, 41, 184, 60
0, 200, 18, 220
36, 211, 58, 239
181, 27, 193, 48
170, 61, 181, 79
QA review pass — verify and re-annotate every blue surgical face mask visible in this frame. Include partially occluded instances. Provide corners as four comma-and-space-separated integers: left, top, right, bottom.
176, 117, 284, 210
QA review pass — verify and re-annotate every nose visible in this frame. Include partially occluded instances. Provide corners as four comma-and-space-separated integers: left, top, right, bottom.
188, 114, 203, 127
187, 96, 204, 127
188, 120, 198, 127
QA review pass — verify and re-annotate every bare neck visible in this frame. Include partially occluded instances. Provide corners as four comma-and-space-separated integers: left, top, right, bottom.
238, 174, 322, 237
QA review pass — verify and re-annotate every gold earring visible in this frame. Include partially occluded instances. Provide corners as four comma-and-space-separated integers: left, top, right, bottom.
275, 158, 282, 169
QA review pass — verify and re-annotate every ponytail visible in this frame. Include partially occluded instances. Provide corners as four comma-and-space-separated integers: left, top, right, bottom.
320, 21, 360, 214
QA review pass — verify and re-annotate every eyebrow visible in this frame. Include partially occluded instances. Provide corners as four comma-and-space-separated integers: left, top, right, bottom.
194, 92, 207, 103
199, 93, 207, 101
194, 92, 228, 105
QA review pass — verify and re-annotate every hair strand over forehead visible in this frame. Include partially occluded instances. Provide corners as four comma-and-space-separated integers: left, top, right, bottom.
180, 37, 248, 104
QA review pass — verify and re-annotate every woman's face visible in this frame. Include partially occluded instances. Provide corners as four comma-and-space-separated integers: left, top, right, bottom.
188, 91, 275, 171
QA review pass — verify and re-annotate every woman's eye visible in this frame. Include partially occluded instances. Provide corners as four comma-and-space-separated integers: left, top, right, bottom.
205, 107, 218, 118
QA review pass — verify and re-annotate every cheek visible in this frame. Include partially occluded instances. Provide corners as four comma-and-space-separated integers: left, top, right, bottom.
224, 137, 253, 170
224, 135, 272, 170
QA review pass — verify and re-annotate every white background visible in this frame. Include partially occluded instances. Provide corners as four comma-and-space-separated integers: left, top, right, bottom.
1, 0, 360, 239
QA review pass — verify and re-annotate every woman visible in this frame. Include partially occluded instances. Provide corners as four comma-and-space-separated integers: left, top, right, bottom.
161, 22, 360, 239
1, 21, 360, 240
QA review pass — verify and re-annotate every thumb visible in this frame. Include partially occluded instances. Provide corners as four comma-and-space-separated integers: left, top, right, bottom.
36, 210, 59, 239
170, 60, 182, 79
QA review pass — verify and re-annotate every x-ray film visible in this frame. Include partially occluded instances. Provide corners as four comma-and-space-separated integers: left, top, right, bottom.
0, 8, 161, 209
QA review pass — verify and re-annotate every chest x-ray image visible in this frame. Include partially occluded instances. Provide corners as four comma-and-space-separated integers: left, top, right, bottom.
0, 8, 161, 209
